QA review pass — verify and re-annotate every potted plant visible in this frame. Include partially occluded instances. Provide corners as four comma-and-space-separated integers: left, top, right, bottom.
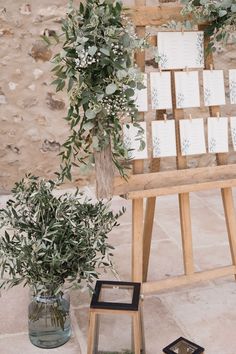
0, 174, 124, 349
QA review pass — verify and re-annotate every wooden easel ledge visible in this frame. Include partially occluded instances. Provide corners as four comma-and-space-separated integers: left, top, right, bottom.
114, 164, 236, 199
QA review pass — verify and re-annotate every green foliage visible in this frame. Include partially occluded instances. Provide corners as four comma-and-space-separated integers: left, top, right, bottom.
52, 0, 148, 180
181, 0, 236, 51
0, 174, 124, 295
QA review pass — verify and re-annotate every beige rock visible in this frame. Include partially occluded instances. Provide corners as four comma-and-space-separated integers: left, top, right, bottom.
21, 97, 38, 108
41, 139, 61, 152
33, 68, 43, 80
46, 92, 65, 111
35, 6, 66, 22
15, 68, 22, 75
19, 4, 32, 16
30, 41, 52, 62
0, 27, 14, 36
0, 95, 7, 104
28, 84, 35, 91
8, 82, 17, 91
36, 115, 47, 125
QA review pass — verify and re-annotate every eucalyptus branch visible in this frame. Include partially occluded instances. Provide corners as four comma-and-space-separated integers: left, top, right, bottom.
181, 0, 236, 51
51, 0, 148, 181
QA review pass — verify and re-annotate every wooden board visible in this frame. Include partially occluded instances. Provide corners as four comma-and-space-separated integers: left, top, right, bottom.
126, 5, 185, 26
142, 265, 236, 294
114, 164, 236, 198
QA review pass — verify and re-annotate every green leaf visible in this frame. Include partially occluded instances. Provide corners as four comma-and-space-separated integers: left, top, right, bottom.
106, 83, 117, 95
231, 4, 236, 12
68, 77, 75, 92
219, 9, 227, 17
137, 82, 145, 90
125, 88, 135, 97
116, 69, 127, 80
122, 33, 131, 47
85, 110, 96, 119
100, 47, 110, 56
79, 2, 84, 13
40, 35, 51, 46
88, 46, 97, 57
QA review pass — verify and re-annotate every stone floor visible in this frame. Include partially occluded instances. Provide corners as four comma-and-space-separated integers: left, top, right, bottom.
1, 188, 236, 354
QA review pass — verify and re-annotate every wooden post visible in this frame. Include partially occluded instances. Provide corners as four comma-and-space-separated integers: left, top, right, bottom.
94, 143, 114, 199
143, 111, 164, 281
132, 0, 146, 283
87, 311, 97, 354
202, 28, 236, 279
172, 71, 194, 275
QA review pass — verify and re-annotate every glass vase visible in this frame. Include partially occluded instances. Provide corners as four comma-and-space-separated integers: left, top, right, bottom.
28, 292, 71, 349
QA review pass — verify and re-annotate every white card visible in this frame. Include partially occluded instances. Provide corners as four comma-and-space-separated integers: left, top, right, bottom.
152, 120, 177, 158
157, 31, 204, 70
179, 118, 206, 156
230, 117, 236, 150
175, 71, 200, 108
134, 74, 148, 112
150, 72, 172, 110
229, 69, 236, 104
203, 70, 226, 106
123, 122, 148, 160
208, 117, 228, 153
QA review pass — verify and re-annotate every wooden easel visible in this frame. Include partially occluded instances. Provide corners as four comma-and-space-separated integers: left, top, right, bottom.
112, 3, 236, 294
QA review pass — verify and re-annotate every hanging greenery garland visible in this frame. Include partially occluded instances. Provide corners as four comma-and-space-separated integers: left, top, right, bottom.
181, 0, 236, 51
52, 0, 147, 181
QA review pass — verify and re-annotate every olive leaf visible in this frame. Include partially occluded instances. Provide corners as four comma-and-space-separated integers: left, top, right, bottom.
0, 174, 125, 295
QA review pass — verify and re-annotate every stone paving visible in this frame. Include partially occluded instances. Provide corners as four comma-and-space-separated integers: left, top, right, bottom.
1, 189, 236, 354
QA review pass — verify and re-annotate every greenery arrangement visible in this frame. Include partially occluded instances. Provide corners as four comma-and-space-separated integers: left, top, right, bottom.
0, 175, 124, 295
52, 0, 147, 180
181, 0, 236, 51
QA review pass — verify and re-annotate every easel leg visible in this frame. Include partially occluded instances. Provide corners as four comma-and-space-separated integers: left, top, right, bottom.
132, 199, 144, 282
140, 299, 146, 353
221, 187, 236, 279
87, 311, 97, 354
179, 193, 194, 275
133, 312, 142, 354
143, 197, 156, 281
142, 157, 161, 282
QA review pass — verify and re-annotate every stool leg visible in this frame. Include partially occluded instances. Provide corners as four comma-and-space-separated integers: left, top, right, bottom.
87, 311, 97, 354
140, 305, 146, 354
133, 312, 142, 354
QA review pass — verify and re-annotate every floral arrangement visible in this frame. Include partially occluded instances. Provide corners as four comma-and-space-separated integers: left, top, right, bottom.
181, 0, 236, 51
0, 175, 124, 295
52, 0, 147, 180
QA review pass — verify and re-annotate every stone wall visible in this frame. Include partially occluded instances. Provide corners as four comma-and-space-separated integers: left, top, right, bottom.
0, 0, 235, 191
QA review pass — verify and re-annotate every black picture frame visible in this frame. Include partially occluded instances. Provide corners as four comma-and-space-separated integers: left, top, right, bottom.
163, 337, 205, 354
90, 280, 141, 311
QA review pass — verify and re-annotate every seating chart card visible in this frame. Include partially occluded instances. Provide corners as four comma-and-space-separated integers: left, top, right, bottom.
229, 69, 236, 104
150, 72, 172, 110
123, 122, 148, 160
203, 70, 226, 106
134, 74, 148, 112
230, 117, 236, 150
179, 118, 206, 156
152, 120, 177, 158
157, 31, 204, 70
175, 71, 200, 109
207, 117, 228, 153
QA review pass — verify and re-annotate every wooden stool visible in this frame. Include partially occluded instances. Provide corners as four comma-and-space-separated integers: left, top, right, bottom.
163, 337, 205, 354
87, 280, 143, 354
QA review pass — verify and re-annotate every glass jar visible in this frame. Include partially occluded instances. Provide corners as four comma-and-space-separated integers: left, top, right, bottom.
28, 292, 71, 349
